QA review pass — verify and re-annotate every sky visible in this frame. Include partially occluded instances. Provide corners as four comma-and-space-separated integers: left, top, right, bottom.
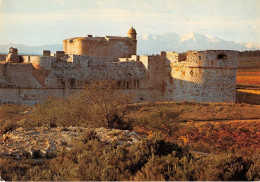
0, 0, 259, 46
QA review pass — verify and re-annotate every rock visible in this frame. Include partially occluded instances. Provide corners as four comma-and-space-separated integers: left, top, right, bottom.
0, 176, 5, 181
58, 140, 68, 146
31, 159, 46, 165
0, 127, 145, 159
24, 148, 37, 158
32, 150, 42, 159
12, 153, 20, 160
131, 131, 137, 136
39, 149, 47, 158
46, 149, 57, 158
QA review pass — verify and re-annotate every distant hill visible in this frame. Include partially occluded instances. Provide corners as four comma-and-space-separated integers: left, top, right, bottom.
1, 32, 259, 55
0, 44, 63, 55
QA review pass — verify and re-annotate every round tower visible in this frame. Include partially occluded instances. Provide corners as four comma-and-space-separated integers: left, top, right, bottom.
127, 26, 137, 39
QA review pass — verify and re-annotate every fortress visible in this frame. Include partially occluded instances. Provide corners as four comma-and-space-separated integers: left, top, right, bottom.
0, 27, 238, 105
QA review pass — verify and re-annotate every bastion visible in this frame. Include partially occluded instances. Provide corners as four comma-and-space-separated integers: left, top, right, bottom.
63, 27, 137, 59
0, 27, 238, 105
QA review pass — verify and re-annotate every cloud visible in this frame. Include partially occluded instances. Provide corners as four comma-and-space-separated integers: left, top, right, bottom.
0, 0, 259, 45
1, 9, 133, 23
142, 34, 149, 40
2, 8, 259, 36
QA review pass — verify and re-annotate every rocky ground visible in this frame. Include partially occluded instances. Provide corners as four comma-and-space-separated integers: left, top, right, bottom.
0, 127, 145, 159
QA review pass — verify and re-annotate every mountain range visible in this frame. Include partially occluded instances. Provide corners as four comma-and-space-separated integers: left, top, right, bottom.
138, 32, 260, 55
0, 32, 259, 55
0, 44, 62, 55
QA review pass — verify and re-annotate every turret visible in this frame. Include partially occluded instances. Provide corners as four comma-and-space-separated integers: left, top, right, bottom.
127, 26, 137, 40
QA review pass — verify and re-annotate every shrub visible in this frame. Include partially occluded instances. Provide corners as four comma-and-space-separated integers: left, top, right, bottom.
28, 81, 132, 129
27, 97, 71, 127
0, 157, 31, 181
133, 154, 194, 181
77, 81, 132, 128
147, 107, 183, 136
0, 119, 18, 134
246, 155, 260, 181
192, 154, 251, 181
0, 133, 258, 181
5, 133, 190, 181
0, 104, 29, 134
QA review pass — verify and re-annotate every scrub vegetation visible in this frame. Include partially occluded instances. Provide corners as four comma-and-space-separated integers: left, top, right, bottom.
0, 81, 259, 181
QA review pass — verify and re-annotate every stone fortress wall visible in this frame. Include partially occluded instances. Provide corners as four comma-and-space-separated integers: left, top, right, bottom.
63, 27, 137, 59
163, 50, 238, 102
0, 27, 238, 105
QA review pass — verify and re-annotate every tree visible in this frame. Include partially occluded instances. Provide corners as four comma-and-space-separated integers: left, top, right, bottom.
149, 106, 183, 136
75, 81, 132, 128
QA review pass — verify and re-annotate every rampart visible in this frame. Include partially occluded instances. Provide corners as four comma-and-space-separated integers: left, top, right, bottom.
0, 28, 238, 105
162, 50, 238, 102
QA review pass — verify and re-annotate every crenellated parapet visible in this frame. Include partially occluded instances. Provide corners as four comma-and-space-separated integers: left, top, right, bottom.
163, 50, 238, 68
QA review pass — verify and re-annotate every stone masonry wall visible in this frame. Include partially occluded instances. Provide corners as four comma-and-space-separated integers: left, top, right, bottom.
0, 54, 152, 104
163, 50, 238, 102
0, 50, 238, 105
64, 36, 137, 59
0, 54, 6, 61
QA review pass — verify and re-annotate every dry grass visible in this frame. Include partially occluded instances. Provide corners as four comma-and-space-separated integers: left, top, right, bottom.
0, 104, 29, 121
237, 71, 260, 76
237, 76, 260, 86
237, 89, 260, 94
128, 102, 260, 122
127, 102, 260, 154
236, 56, 260, 104
0, 104, 30, 134
236, 69, 260, 86
237, 57, 260, 86
237, 56, 260, 86
238, 56, 260, 69
172, 120, 260, 154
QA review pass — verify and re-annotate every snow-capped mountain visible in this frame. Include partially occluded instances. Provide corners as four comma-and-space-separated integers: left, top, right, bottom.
238, 42, 260, 50
0, 32, 258, 55
137, 32, 254, 55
